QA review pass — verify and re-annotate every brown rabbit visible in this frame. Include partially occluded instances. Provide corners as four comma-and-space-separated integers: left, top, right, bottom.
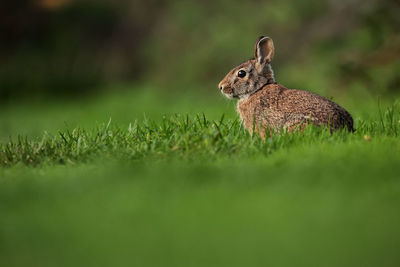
218, 36, 354, 138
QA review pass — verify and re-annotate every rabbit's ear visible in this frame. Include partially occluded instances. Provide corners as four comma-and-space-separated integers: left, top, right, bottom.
254, 36, 274, 65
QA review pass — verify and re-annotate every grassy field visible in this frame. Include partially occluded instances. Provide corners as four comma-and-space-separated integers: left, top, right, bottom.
1, 86, 400, 266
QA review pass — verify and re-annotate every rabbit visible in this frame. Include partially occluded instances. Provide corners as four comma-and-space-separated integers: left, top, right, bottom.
218, 36, 354, 138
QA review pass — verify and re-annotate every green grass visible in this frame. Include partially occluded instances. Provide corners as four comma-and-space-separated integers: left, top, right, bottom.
0, 85, 237, 142
0, 110, 399, 167
1, 87, 400, 266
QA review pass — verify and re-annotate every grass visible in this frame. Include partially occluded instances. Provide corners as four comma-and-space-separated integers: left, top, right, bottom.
0, 111, 399, 167
1, 87, 400, 266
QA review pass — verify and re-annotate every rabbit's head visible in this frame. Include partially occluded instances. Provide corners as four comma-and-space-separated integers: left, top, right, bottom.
218, 36, 275, 99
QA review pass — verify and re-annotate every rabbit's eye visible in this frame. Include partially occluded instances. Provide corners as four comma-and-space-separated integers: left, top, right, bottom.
237, 70, 246, 78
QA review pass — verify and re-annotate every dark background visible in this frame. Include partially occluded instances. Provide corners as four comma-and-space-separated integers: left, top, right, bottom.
2, 0, 399, 101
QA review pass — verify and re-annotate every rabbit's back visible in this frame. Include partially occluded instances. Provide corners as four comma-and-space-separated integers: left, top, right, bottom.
237, 84, 353, 135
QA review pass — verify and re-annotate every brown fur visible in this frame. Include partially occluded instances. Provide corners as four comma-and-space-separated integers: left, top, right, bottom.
218, 36, 354, 138
237, 83, 354, 139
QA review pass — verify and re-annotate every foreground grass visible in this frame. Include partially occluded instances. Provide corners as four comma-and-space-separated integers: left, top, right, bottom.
0, 85, 238, 142
1, 99, 400, 266
1, 101, 399, 167
1, 141, 400, 266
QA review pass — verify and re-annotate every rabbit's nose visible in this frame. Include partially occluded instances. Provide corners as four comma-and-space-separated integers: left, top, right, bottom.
218, 82, 224, 90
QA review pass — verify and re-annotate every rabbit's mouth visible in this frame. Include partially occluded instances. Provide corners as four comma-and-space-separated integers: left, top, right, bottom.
220, 86, 236, 99
223, 93, 234, 99
222, 91, 236, 99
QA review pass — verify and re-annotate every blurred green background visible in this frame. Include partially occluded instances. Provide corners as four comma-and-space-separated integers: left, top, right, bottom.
1, 1, 400, 266
2, 0, 399, 100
